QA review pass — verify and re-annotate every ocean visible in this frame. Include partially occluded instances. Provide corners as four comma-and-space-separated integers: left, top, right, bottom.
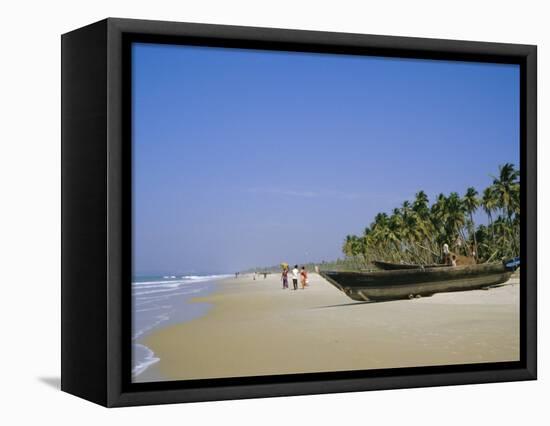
132, 274, 231, 379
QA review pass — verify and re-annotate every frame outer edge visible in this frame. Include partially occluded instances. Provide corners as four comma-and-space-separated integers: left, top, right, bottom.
525, 46, 537, 379
105, 17, 536, 56
106, 18, 125, 407
97, 17, 537, 407
61, 19, 110, 406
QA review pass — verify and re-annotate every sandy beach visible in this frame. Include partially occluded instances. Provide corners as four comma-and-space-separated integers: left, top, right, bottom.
136, 272, 519, 382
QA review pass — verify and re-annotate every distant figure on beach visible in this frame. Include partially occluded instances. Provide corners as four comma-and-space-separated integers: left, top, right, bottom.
253, 272, 256, 280
291, 265, 299, 290
442, 243, 451, 265
300, 266, 308, 289
281, 268, 289, 289
263, 272, 267, 279
235, 272, 239, 279
470, 243, 477, 259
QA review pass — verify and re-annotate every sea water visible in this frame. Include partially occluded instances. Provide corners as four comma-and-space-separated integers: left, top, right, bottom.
132, 274, 231, 378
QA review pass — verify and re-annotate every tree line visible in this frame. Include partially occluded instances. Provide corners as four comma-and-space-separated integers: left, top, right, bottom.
342, 163, 520, 266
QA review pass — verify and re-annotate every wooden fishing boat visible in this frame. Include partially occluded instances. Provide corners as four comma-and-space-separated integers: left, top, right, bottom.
373, 260, 446, 270
321, 260, 519, 302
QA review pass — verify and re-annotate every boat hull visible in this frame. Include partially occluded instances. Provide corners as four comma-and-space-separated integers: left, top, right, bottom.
321, 263, 514, 301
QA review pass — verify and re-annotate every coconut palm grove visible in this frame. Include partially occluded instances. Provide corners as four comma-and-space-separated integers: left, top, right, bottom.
342, 163, 520, 267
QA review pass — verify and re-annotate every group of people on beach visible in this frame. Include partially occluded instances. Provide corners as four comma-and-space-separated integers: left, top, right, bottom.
281, 265, 308, 290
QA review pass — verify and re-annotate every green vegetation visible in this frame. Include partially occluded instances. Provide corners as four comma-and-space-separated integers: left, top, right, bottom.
243, 258, 370, 274
342, 164, 520, 266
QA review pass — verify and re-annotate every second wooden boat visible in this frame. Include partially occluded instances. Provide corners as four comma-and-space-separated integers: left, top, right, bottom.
373, 260, 446, 270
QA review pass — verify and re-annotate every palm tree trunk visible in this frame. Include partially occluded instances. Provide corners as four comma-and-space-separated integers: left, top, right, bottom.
488, 212, 494, 239
469, 212, 478, 261
507, 209, 519, 256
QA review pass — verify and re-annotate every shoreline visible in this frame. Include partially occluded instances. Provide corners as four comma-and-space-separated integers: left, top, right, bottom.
135, 272, 520, 383
132, 275, 234, 380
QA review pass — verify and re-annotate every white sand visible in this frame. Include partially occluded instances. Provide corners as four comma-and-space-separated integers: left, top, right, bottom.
138, 273, 519, 382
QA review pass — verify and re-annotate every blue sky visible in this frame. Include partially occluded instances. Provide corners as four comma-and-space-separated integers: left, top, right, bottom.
132, 43, 519, 275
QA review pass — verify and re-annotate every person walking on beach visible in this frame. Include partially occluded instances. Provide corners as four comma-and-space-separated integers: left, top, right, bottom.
300, 266, 308, 289
291, 265, 299, 290
281, 268, 289, 289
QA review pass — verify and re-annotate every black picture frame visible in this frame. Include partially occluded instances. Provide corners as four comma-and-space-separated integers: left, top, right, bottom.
61, 17, 537, 407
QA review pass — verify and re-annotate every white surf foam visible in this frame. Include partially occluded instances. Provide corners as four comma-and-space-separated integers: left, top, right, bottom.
132, 343, 160, 377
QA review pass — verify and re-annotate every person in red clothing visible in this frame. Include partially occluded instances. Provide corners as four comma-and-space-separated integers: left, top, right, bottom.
300, 266, 308, 289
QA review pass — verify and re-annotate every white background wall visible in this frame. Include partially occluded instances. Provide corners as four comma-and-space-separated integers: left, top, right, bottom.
0, 0, 546, 424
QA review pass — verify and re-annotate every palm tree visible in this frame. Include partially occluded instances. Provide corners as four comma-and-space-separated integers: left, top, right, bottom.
492, 163, 520, 222
474, 225, 490, 260
372, 212, 389, 229
492, 163, 520, 255
443, 192, 466, 253
413, 190, 430, 219
463, 187, 479, 260
482, 186, 497, 232
340, 164, 519, 265
342, 235, 355, 257
413, 191, 433, 252
430, 193, 447, 243
387, 210, 404, 260
361, 227, 372, 261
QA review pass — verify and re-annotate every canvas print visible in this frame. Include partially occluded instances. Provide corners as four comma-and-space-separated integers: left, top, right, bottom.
131, 43, 520, 383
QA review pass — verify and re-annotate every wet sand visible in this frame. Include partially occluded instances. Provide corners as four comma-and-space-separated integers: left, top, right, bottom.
138, 272, 519, 382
